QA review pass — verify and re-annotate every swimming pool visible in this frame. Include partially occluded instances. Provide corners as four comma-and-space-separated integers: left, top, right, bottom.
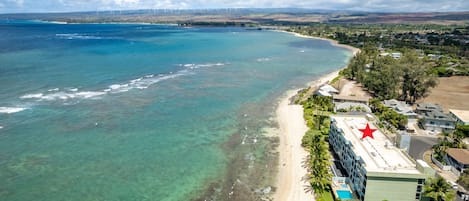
336, 190, 353, 200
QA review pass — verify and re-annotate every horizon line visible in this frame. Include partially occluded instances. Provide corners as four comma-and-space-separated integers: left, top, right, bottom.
2, 8, 469, 15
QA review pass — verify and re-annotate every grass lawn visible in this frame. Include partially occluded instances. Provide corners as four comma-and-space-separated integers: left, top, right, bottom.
318, 190, 335, 201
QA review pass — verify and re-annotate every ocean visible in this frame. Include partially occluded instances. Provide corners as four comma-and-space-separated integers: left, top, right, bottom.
0, 20, 351, 201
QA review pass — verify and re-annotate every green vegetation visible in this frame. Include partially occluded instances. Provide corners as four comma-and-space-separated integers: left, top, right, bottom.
317, 190, 334, 201
369, 99, 408, 130
341, 48, 438, 103
300, 95, 334, 198
422, 176, 455, 201
458, 170, 469, 190
432, 124, 468, 162
336, 105, 368, 113
288, 24, 469, 78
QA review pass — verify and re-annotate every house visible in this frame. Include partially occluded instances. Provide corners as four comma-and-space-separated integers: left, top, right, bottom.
420, 110, 456, 133
416, 103, 456, 132
415, 103, 443, 114
445, 148, 469, 176
315, 84, 339, 97
332, 95, 370, 105
391, 52, 402, 59
383, 99, 418, 119
329, 115, 434, 201
379, 52, 401, 59
449, 109, 469, 125
427, 54, 442, 60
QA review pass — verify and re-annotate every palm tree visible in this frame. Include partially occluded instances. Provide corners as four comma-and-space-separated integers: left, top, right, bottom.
423, 176, 455, 201
307, 133, 332, 194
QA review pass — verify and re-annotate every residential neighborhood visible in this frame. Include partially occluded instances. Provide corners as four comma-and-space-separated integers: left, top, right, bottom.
312, 76, 469, 201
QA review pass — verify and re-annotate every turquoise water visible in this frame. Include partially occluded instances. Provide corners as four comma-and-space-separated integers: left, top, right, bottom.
0, 20, 352, 201
337, 190, 353, 199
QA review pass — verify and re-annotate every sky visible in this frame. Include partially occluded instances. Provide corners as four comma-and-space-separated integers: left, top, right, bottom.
0, 0, 468, 13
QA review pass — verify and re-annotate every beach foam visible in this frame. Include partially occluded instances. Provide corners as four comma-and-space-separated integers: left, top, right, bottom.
178, 62, 227, 69
256, 58, 271, 62
55, 33, 104, 40
0, 107, 28, 114
20, 70, 190, 103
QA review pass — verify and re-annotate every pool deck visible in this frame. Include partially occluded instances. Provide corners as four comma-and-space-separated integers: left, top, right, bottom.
331, 177, 354, 200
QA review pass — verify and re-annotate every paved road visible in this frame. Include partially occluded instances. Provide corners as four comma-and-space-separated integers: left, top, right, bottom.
409, 136, 439, 160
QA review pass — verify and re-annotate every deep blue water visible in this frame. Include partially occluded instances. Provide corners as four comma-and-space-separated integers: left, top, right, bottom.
0, 20, 351, 201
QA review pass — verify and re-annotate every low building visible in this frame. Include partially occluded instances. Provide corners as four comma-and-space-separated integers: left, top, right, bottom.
416, 103, 456, 132
415, 103, 443, 114
445, 148, 469, 176
383, 99, 418, 119
449, 109, 469, 125
315, 84, 339, 97
420, 110, 456, 133
391, 52, 402, 59
329, 115, 434, 201
333, 95, 370, 106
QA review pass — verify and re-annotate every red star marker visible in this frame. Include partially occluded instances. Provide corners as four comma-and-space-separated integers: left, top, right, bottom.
359, 123, 377, 140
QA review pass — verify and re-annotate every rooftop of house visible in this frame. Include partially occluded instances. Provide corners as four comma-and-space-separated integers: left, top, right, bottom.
446, 148, 469, 165
319, 84, 339, 94
315, 84, 339, 97
383, 99, 417, 116
331, 115, 421, 175
332, 95, 370, 103
416, 103, 443, 112
449, 109, 469, 123
422, 110, 455, 122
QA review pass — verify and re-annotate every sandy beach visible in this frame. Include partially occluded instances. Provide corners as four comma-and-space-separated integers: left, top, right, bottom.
276, 30, 360, 56
273, 31, 359, 201
274, 70, 340, 201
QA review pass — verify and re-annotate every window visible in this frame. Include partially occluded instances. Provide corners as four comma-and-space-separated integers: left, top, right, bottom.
418, 179, 424, 184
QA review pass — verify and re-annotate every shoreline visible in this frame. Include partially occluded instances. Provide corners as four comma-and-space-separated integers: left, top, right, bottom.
273, 32, 359, 201
275, 29, 361, 56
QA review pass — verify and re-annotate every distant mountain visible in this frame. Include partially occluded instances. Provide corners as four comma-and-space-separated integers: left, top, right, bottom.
1, 8, 468, 25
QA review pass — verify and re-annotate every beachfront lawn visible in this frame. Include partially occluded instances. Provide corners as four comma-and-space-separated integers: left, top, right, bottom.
318, 190, 334, 201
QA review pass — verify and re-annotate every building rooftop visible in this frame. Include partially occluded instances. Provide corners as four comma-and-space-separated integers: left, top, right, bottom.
331, 115, 420, 174
383, 99, 417, 117
449, 109, 469, 123
446, 148, 469, 165
320, 84, 339, 94
416, 103, 443, 113
315, 84, 339, 97
422, 110, 455, 122
333, 95, 370, 103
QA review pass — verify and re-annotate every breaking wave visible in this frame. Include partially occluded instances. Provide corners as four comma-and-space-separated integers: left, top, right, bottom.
256, 57, 271, 62
20, 62, 227, 103
56, 33, 103, 40
0, 107, 28, 114
177, 62, 228, 69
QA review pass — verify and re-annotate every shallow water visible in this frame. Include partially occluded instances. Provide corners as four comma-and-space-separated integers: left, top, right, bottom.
0, 20, 351, 201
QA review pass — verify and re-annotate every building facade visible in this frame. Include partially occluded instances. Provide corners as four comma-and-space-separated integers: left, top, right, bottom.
416, 103, 456, 132
329, 115, 434, 201
445, 148, 469, 176
449, 109, 469, 125
420, 110, 456, 133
